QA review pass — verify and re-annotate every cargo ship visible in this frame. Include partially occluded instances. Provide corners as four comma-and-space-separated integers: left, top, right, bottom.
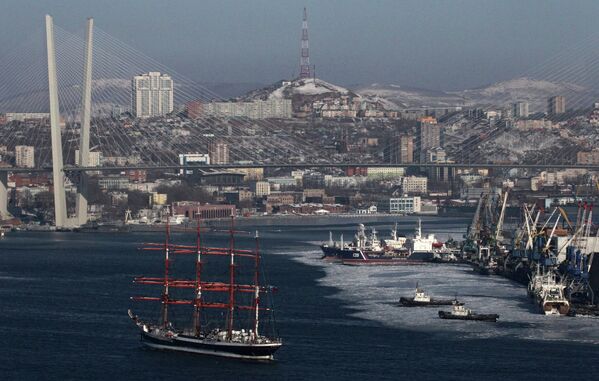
129, 217, 282, 360
321, 221, 439, 265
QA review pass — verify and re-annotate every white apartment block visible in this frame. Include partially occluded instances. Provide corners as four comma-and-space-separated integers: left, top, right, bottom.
204, 99, 292, 119
251, 181, 271, 197
132, 72, 174, 118
387, 196, 421, 214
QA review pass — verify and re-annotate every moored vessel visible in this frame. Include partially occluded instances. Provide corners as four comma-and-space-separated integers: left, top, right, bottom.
535, 271, 570, 315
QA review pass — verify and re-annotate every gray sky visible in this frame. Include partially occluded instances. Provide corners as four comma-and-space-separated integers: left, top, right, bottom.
1, 0, 598, 90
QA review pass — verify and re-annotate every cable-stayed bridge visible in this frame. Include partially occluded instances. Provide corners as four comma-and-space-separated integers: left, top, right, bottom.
2, 15, 599, 227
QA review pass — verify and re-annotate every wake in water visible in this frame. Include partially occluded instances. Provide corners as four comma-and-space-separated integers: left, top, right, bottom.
288, 246, 599, 344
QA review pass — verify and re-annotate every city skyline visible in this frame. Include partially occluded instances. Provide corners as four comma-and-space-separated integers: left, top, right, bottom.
2, 0, 599, 91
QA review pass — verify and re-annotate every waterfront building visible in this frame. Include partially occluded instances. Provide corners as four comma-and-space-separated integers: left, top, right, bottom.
172, 201, 236, 219
379, 196, 422, 214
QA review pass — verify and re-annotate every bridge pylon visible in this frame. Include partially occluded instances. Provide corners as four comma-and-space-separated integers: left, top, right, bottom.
0, 172, 9, 220
45, 15, 69, 228
75, 17, 94, 226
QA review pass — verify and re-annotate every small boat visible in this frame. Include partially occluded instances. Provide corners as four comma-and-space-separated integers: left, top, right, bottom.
399, 287, 463, 307
438, 304, 499, 322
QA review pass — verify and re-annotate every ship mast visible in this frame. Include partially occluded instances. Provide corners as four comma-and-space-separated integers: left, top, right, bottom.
162, 216, 171, 328
227, 214, 236, 340
193, 216, 203, 336
253, 230, 261, 340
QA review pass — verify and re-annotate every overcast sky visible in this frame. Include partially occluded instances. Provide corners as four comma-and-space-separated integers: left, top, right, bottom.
2, 0, 598, 90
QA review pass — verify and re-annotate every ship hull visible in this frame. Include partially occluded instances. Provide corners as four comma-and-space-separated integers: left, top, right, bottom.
540, 302, 570, 316
399, 297, 462, 306
438, 311, 499, 322
342, 258, 424, 266
140, 331, 282, 360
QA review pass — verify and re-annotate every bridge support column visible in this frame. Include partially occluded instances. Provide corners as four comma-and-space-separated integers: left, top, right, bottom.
0, 172, 9, 220
46, 15, 68, 228
75, 17, 93, 226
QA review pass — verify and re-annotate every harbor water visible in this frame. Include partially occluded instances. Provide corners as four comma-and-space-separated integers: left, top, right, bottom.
1, 216, 599, 380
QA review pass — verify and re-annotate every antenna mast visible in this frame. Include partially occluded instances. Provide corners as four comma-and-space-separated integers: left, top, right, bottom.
299, 7, 311, 79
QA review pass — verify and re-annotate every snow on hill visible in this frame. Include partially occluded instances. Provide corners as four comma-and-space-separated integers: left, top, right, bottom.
354, 78, 595, 112
242, 77, 357, 103
457, 77, 592, 111
355, 83, 465, 109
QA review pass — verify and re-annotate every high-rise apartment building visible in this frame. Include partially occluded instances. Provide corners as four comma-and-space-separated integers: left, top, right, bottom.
209, 142, 229, 164
512, 101, 529, 118
384, 134, 413, 164
547, 96, 566, 115
131, 72, 174, 118
15, 145, 35, 168
418, 122, 442, 162
75, 150, 102, 167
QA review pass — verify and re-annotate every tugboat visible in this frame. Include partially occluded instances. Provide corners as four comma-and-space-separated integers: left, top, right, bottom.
438, 303, 499, 322
399, 286, 463, 307
129, 217, 282, 360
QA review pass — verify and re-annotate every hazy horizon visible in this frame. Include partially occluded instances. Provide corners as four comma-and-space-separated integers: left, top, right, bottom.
2, 0, 599, 91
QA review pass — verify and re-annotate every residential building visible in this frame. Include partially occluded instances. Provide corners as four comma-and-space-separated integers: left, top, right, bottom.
384, 134, 413, 164
402, 176, 428, 194
577, 150, 599, 165
418, 122, 442, 162
250, 181, 271, 197
209, 142, 229, 164
512, 101, 530, 118
366, 167, 405, 180
15, 145, 35, 168
5, 113, 50, 122
131, 72, 174, 118
98, 175, 129, 190
202, 99, 292, 119
186, 100, 203, 119
75, 150, 102, 167
151, 192, 167, 206
425, 147, 455, 183
547, 96, 566, 115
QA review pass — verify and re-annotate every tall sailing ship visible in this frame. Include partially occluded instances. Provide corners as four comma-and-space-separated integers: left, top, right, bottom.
128, 217, 282, 360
